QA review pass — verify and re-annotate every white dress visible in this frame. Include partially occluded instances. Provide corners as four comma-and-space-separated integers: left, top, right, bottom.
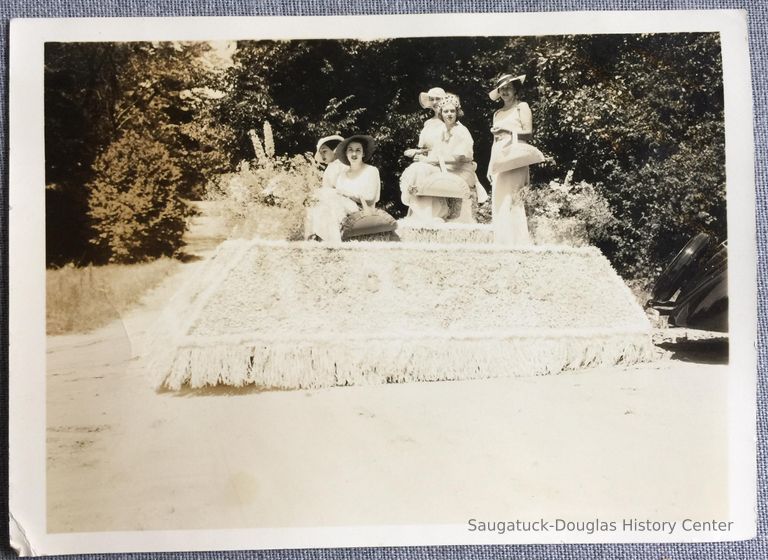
400, 118, 450, 223
306, 164, 380, 243
489, 103, 532, 246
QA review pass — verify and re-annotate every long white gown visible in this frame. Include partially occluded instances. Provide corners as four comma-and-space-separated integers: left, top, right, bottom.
489, 102, 533, 246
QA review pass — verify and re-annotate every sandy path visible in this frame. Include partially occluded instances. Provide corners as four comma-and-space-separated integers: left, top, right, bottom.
46, 204, 729, 532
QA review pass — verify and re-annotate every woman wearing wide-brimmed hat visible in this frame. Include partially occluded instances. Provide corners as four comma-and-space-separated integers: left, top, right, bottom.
314, 134, 347, 188
305, 134, 381, 243
305, 134, 349, 240
403, 87, 447, 161
487, 73, 533, 245
399, 87, 452, 223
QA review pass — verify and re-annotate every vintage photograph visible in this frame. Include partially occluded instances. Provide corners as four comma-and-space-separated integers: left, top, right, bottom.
8, 11, 756, 556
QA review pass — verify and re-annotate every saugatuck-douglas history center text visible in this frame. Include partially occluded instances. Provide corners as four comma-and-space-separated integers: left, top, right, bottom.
466, 518, 736, 536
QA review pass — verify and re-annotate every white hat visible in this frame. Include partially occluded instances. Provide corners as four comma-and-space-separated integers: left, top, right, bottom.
419, 87, 447, 109
314, 134, 345, 162
488, 74, 526, 101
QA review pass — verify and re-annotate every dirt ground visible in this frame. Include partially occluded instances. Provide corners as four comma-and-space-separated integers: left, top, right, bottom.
45, 203, 730, 533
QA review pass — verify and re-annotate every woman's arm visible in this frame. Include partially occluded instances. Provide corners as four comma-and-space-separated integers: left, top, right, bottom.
447, 125, 474, 162
516, 102, 533, 141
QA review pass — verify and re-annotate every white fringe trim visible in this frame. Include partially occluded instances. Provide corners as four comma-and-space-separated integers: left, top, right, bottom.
157, 333, 655, 391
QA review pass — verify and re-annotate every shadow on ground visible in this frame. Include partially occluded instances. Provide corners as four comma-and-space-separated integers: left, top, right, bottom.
656, 338, 729, 365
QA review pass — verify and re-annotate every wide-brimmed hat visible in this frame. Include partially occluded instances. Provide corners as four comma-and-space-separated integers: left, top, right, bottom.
488, 73, 526, 101
314, 134, 345, 162
335, 134, 377, 165
418, 87, 447, 109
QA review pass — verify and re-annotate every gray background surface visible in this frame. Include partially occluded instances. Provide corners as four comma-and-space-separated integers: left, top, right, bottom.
1, 0, 764, 558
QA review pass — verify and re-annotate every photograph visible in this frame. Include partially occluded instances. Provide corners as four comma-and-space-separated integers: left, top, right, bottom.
8, 11, 756, 556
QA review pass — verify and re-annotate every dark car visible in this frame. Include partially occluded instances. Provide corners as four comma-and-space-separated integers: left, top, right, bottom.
646, 233, 728, 333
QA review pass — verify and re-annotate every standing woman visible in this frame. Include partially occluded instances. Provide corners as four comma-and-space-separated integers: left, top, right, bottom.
488, 73, 533, 245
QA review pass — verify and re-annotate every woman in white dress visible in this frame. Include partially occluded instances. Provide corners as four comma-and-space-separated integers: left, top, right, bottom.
315, 134, 347, 188
429, 94, 488, 223
487, 73, 533, 246
305, 134, 349, 240
305, 134, 380, 243
400, 87, 451, 222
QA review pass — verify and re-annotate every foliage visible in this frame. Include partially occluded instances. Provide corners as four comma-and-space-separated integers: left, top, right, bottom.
526, 33, 725, 277
524, 170, 615, 244
216, 33, 724, 278
207, 123, 321, 240
46, 34, 725, 279
45, 41, 235, 265
87, 131, 190, 262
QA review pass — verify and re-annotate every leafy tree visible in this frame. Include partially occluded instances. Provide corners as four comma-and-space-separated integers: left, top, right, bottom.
46, 34, 725, 277
87, 130, 188, 263
217, 33, 724, 277
45, 41, 235, 264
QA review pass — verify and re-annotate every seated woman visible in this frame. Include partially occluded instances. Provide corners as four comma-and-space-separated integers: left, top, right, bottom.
305, 134, 348, 240
400, 94, 487, 224
316, 134, 347, 188
400, 87, 451, 223
430, 94, 487, 223
305, 134, 381, 243
404, 86, 447, 160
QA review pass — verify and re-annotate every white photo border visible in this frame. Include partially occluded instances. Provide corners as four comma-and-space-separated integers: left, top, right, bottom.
8, 10, 756, 556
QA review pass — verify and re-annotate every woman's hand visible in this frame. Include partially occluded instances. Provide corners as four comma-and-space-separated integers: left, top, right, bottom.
405, 148, 427, 159
414, 153, 428, 162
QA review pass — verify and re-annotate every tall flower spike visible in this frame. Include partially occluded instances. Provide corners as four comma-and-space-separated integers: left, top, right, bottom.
263, 121, 275, 159
248, 128, 266, 166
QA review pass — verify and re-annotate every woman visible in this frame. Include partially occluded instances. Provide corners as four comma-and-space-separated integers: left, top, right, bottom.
400, 87, 451, 222
429, 94, 487, 222
401, 94, 485, 223
305, 134, 349, 240
315, 134, 346, 189
404, 86, 447, 160
488, 73, 533, 245
306, 134, 381, 243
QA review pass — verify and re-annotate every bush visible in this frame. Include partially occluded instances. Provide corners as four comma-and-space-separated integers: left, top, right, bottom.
524, 171, 615, 244
207, 122, 321, 240
87, 131, 190, 263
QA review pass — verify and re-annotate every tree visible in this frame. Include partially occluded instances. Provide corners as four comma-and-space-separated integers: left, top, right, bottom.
216, 33, 724, 277
45, 41, 235, 264
87, 131, 188, 263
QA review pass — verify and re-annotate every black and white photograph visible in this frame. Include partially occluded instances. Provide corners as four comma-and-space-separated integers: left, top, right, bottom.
8, 11, 756, 556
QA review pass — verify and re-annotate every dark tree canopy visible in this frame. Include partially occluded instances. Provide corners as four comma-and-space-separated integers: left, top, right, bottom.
217, 33, 724, 276
45, 41, 233, 265
45, 33, 724, 276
